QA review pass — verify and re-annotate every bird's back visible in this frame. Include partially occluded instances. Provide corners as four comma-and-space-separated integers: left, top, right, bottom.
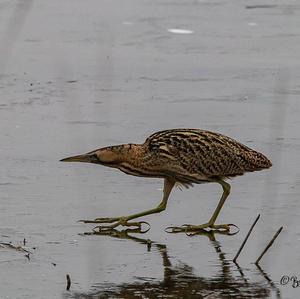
144, 129, 271, 183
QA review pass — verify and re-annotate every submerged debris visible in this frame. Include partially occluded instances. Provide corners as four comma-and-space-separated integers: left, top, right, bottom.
66, 274, 71, 291
0, 241, 32, 254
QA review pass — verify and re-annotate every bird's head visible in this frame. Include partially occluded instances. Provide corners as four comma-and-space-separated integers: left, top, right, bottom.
60, 145, 129, 166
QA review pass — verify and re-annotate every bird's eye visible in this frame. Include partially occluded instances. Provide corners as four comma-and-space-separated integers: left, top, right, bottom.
90, 153, 99, 162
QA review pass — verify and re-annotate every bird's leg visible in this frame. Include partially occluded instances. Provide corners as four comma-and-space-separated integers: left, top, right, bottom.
81, 178, 175, 232
166, 179, 238, 234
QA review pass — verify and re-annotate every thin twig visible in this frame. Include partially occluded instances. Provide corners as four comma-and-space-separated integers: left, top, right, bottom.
255, 226, 283, 265
233, 214, 260, 263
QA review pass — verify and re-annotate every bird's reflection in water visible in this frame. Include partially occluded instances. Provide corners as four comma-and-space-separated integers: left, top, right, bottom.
65, 229, 280, 299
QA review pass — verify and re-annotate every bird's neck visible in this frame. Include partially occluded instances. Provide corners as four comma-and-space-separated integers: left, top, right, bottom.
112, 143, 149, 174
122, 144, 145, 166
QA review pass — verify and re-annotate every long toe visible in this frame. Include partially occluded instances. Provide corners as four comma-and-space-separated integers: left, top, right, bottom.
92, 220, 150, 234
211, 223, 239, 234
79, 217, 120, 224
165, 223, 209, 233
93, 217, 120, 223
165, 223, 239, 235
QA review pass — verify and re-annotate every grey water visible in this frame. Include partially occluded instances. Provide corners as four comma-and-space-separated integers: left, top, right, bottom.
1, 0, 300, 298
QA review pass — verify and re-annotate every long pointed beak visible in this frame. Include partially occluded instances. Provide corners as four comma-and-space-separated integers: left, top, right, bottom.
60, 154, 93, 163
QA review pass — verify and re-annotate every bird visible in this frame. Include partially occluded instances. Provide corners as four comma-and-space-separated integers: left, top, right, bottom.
60, 128, 272, 234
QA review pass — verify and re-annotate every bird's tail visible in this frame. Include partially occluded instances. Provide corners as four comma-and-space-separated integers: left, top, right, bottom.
246, 150, 272, 171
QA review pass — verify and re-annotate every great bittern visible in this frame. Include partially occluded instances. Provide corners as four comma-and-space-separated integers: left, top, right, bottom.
60, 129, 272, 234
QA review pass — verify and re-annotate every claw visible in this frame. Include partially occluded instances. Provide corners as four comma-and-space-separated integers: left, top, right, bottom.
224, 223, 240, 235
134, 221, 151, 233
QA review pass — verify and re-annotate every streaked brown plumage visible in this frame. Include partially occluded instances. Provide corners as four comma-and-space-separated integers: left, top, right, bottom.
61, 128, 272, 234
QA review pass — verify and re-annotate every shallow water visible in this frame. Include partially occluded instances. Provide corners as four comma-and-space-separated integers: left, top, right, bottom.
1, 0, 300, 298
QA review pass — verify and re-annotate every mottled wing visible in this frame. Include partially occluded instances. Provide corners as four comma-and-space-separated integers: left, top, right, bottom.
146, 129, 271, 183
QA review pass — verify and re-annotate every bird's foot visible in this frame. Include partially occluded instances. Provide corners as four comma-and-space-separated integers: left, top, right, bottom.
165, 222, 239, 235
79, 217, 151, 234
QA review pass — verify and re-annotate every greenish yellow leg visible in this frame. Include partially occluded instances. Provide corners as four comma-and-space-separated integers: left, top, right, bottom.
167, 179, 237, 234
81, 178, 175, 232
